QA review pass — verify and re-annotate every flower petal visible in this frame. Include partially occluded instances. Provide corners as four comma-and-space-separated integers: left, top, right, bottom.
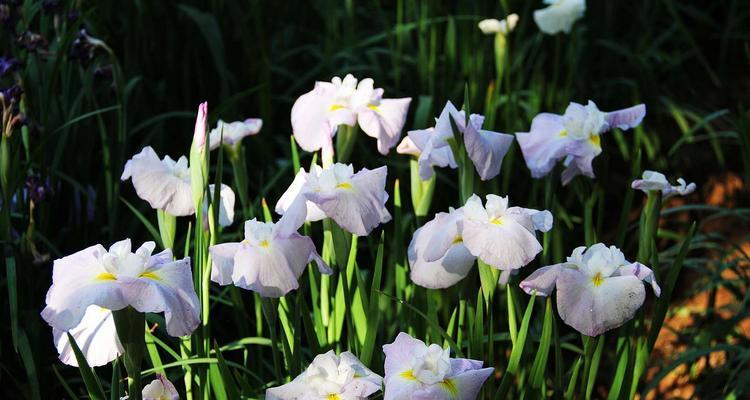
461, 219, 542, 270
291, 82, 337, 153
519, 264, 564, 296
53, 305, 123, 367
275, 166, 327, 223
614, 262, 661, 297
556, 268, 646, 336
121, 146, 194, 216
358, 98, 412, 155
605, 104, 646, 131
409, 212, 475, 289
41, 244, 128, 331
516, 113, 569, 178
120, 257, 200, 337
209, 242, 241, 285
463, 114, 514, 181
447, 366, 494, 400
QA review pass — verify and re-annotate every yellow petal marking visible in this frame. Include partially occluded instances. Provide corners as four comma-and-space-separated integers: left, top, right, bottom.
95, 272, 117, 281
400, 369, 417, 381
259, 240, 270, 248
452, 234, 463, 244
440, 378, 458, 397
139, 271, 161, 281
327, 395, 340, 400
591, 272, 604, 287
330, 104, 345, 111
490, 217, 503, 225
368, 104, 380, 112
559, 129, 568, 137
336, 182, 353, 189
589, 133, 601, 148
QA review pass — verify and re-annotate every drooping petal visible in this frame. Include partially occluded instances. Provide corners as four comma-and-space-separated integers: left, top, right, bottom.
605, 104, 646, 131
560, 151, 597, 186
516, 113, 569, 178
306, 166, 391, 236
121, 147, 195, 216
422, 209, 465, 263
462, 114, 514, 180
631, 170, 696, 199
505, 207, 554, 232
53, 305, 123, 367
41, 244, 129, 332
142, 375, 179, 400
409, 211, 476, 289
383, 333, 426, 400
358, 97, 412, 155
445, 366, 494, 400
556, 268, 646, 336
519, 264, 565, 296
339, 351, 383, 399
614, 262, 661, 297
265, 379, 308, 400
208, 242, 241, 285
291, 82, 337, 153
208, 118, 262, 150
120, 257, 200, 337
396, 136, 421, 157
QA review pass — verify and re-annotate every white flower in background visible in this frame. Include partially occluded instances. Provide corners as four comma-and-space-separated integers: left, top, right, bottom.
209, 213, 330, 297
631, 170, 696, 199
142, 375, 179, 400
291, 74, 412, 156
478, 13, 519, 35
516, 101, 646, 185
208, 118, 262, 151
275, 163, 391, 236
533, 0, 586, 35
41, 239, 200, 337
398, 101, 514, 181
53, 305, 122, 367
520, 243, 661, 336
266, 350, 382, 400
383, 332, 493, 400
410, 194, 552, 289
122, 146, 236, 226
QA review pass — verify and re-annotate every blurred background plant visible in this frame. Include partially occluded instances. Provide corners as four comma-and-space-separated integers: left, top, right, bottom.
0, 0, 748, 399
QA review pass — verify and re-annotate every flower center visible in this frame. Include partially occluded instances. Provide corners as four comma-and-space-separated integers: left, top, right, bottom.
591, 272, 604, 287
589, 133, 601, 148
452, 234, 463, 244
336, 182, 353, 189
490, 217, 503, 225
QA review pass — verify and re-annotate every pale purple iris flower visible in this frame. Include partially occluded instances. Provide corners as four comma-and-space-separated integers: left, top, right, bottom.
516, 100, 645, 185
121, 146, 235, 226
291, 74, 411, 156
209, 212, 330, 298
53, 305, 122, 367
275, 163, 391, 236
208, 118, 262, 151
409, 194, 552, 289
631, 170, 696, 199
266, 350, 382, 400
383, 332, 493, 400
520, 243, 661, 336
398, 101, 513, 181
41, 239, 200, 338
533, 0, 586, 35
142, 375, 180, 400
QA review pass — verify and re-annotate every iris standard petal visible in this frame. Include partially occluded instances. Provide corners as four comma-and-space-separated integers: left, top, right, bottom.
120, 257, 200, 337
358, 97, 412, 155
516, 113, 569, 178
53, 305, 123, 367
556, 268, 646, 336
142, 375, 180, 400
275, 167, 327, 223
291, 82, 338, 153
41, 244, 129, 332
206, 183, 236, 227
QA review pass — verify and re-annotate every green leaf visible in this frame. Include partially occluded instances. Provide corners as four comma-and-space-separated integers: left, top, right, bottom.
530, 297, 553, 388
66, 333, 106, 400
5, 256, 18, 351
121, 197, 163, 247
213, 341, 241, 400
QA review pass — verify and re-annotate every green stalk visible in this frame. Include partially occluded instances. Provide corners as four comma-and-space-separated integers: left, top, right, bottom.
637, 192, 662, 264
113, 308, 146, 400
335, 125, 358, 164
157, 210, 176, 250
229, 147, 252, 219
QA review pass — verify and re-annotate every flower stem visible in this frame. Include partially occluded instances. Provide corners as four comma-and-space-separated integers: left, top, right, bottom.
113, 308, 145, 400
